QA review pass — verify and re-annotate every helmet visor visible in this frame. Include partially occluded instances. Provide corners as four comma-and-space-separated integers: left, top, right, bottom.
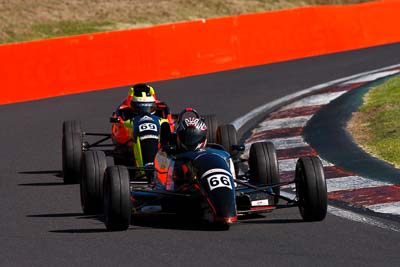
179, 127, 206, 150
132, 101, 156, 114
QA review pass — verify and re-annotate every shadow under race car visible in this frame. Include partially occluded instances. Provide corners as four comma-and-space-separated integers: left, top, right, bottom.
63, 108, 327, 231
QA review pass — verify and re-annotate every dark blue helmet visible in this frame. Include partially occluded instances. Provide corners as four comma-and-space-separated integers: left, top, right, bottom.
176, 117, 207, 151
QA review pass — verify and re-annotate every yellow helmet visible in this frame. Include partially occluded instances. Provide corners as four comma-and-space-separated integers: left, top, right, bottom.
129, 84, 156, 114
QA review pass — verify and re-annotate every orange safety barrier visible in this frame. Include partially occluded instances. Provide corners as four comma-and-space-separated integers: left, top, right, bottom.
1, 0, 400, 104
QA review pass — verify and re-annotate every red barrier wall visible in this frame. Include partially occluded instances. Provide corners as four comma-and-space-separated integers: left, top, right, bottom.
1, 0, 400, 104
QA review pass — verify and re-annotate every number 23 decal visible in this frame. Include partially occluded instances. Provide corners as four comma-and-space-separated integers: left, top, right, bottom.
139, 123, 157, 132
207, 175, 232, 191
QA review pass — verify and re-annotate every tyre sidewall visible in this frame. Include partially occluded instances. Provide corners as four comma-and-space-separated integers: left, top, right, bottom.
296, 156, 327, 221
104, 166, 131, 231
80, 151, 107, 214
62, 132, 82, 184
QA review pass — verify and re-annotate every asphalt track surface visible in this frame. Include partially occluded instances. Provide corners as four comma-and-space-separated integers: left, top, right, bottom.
1, 43, 400, 266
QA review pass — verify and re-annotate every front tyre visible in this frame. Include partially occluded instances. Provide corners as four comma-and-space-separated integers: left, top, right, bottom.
248, 142, 280, 205
62, 128, 82, 184
295, 156, 327, 222
80, 151, 107, 214
104, 166, 131, 231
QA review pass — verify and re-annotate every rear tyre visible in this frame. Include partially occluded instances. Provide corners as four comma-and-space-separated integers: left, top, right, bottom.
80, 151, 107, 214
248, 142, 280, 205
104, 166, 131, 231
203, 114, 218, 143
216, 124, 238, 156
295, 156, 327, 222
62, 126, 82, 184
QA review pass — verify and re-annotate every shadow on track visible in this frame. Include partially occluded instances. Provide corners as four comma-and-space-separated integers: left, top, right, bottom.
27, 213, 91, 218
27, 213, 108, 234
240, 219, 304, 224
28, 209, 306, 234
18, 170, 65, 186
41, 214, 225, 234
30, 209, 308, 233
131, 214, 231, 231
19, 170, 63, 177
19, 182, 65, 186
50, 229, 110, 234
237, 212, 304, 225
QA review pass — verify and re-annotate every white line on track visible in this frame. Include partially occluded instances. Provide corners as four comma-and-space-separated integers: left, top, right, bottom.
328, 206, 400, 232
254, 115, 312, 132
231, 63, 400, 232
326, 176, 391, 192
281, 191, 400, 232
243, 136, 308, 159
342, 70, 400, 84
247, 136, 308, 150
280, 91, 347, 111
365, 202, 400, 216
279, 157, 333, 172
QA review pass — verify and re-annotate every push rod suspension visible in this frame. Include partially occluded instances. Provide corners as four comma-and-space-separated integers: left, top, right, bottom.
234, 179, 297, 203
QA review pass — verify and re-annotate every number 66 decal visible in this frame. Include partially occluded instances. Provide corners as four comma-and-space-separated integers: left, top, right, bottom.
207, 174, 232, 191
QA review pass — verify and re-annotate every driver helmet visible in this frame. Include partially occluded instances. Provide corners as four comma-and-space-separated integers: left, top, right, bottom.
128, 84, 157, 114
176, 117, 208, 151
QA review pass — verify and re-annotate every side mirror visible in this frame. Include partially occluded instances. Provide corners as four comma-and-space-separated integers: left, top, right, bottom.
110, 117, 120, 123
231, 144, 245, 152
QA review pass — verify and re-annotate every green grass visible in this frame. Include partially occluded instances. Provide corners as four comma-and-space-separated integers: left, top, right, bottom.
357, 75, 400, 166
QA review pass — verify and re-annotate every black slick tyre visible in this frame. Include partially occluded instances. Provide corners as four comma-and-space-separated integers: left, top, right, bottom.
104, 166, 131, 231
216, 124, 238, 156
62, 127, 82, 184
63, 120, 82, 136
80, 151, 107, 214
203, 114, 218, 143
248, 142, 280, 205
295, 156, 327, 222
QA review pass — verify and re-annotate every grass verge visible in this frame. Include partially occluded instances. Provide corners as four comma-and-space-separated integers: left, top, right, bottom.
0, 0, 370, 44
347, 75, 400, 167
4, 20, 114, 43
